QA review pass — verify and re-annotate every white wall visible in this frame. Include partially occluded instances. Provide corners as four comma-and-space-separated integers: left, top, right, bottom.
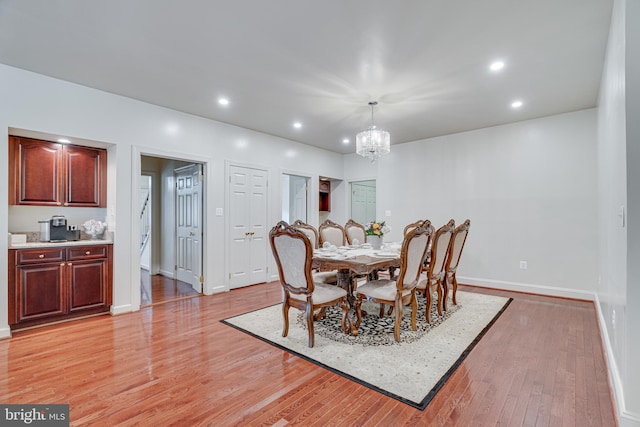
0, 64, 344, 337
597, 0, 640, 424
345, 109, 599, 297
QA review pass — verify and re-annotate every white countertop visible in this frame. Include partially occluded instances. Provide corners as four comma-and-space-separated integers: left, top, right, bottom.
9, 239, 113, 249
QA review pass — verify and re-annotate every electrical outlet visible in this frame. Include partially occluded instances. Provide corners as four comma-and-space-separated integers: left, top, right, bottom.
519, 261, 528, 270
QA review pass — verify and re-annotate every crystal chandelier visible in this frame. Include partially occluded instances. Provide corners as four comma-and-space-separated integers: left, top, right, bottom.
356, 101, 390, 162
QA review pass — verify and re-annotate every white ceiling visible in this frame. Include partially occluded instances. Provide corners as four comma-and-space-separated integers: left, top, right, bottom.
0, 0, 613, 154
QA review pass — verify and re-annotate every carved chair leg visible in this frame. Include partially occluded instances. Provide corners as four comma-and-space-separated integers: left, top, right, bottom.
387, 305, 394, 316
410, 291, 417, 331
452, 273, 458, 305
436, 282, 444, 316
379, 303, 385, 318
394, 297, 402, 342
442, 278, 448, 312
282, 300, 290, 337
306, 304, 315, 348
425, 288, 432, 324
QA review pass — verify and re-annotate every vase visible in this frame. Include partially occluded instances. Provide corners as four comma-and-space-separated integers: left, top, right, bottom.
366, 235, 383, 250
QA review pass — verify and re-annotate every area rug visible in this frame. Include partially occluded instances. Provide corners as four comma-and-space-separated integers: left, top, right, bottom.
222, 291, 511, 409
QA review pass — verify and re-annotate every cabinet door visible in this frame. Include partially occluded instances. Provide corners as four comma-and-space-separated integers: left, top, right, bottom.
67, 259, 109, 312
9, 136, 63, 206
63, 145, 107, 207
16, 263, 66, 322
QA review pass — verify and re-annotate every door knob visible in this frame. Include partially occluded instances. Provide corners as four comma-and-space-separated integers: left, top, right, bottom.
189, 231, 195, 236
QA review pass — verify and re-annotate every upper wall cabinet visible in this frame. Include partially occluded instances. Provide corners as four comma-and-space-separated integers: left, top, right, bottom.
9, 136, 107, 207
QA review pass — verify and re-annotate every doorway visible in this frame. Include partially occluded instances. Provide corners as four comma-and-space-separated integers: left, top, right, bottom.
351, 180, 376, 224
228, 164, 268, 289
139, 156, 203, 306
282, 173, 309, 223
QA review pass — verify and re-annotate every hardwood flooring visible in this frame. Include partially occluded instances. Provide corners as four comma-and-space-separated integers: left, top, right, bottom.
140, 270, 200, 307
1, 283, 616, 426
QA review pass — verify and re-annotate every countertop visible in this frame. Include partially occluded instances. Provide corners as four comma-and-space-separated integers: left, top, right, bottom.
9, 239, 113, 249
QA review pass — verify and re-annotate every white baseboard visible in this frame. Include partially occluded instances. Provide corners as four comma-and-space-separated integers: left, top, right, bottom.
140, 264, 150, 272
204, 284, 227, 295
110, 304, 134, 315
593, 294, 640, 426
0, 325, 11, 339
458, 276, 596, 301
159, 269, 175, 279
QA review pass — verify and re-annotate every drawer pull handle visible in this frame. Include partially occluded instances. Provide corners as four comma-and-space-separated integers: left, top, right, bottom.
60, 263, 65, 267
56, 202, 61, 206
85, 251, 91, 255
38, 254, 45, 259
68, 263, 72, 266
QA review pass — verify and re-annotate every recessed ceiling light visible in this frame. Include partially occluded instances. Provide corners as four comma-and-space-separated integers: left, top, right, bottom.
342, 138, 350, 144
218, 97, 229, 106
293, 122, 302, 129
511, 100, 523, 109
490, 61, 505, 71
57, 138, 70, 144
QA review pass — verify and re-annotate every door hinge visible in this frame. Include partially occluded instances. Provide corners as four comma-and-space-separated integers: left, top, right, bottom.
229, 273, 231, 279
199, 275, 204, 283
199, 173, 204, 182
174, 265, 178, 271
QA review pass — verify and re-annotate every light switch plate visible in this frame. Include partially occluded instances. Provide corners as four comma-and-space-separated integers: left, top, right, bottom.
216, 208, 223, 216
385, 210, 391, 217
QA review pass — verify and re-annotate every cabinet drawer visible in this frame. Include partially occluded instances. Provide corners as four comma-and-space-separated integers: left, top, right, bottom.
67, 245, 108, 260
17, 248, 65, 265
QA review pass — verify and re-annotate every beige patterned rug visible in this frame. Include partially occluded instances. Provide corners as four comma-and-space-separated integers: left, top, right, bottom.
222, 291, 511, 409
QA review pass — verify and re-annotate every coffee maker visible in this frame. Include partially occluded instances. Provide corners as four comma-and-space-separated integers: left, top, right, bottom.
50, 215, 68, 241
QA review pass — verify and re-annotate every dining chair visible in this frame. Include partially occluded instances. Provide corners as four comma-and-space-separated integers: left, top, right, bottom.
416, 219, 455, 323
344, 219, 366, 245
354, 223, 432, 342
403, 220, 425, 236
291, 220, 337, 285
269, 221, 348, 348
445, 219, 471, 306
318, 219, 346, 247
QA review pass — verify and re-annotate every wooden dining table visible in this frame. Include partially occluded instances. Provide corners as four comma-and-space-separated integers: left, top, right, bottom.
312, 246, 401, 335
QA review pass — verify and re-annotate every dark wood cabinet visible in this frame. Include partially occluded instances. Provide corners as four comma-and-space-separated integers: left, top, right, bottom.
9, 136, 107, 207
9, 244, 113, 329
319, 180, 331, 212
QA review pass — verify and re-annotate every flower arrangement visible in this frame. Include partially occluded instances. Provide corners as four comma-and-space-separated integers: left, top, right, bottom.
83, 219, 106, 239
365, 220, 391, 237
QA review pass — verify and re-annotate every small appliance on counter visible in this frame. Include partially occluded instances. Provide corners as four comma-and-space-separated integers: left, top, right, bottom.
45, 215, 80, 242
38, 220, 50, 242
50, 215, 67, 241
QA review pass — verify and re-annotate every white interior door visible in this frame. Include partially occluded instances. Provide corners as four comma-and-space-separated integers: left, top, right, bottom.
175, 164, 203, 292
229, 165, 268, 289
351, 181, 376, 224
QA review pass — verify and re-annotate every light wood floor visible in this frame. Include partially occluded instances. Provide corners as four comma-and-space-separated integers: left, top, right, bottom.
1, 283, 616, 426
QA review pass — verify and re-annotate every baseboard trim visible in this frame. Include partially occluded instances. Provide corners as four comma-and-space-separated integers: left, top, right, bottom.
593, 294, 640, 426
159, 269, 175, 279
204, 284, 227, 295
110, 304, 134, 315
0, 325, 11, 339
458, 276, 595, 301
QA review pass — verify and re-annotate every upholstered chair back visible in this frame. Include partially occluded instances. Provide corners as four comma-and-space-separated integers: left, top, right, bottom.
429, 219, 455, 279
270, 221, 314, 294
396, 222, 432, 289
318, 219, 346, 247
447, 219, 470, 271
344, 219, 366, 245
291, 220, 319, 249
